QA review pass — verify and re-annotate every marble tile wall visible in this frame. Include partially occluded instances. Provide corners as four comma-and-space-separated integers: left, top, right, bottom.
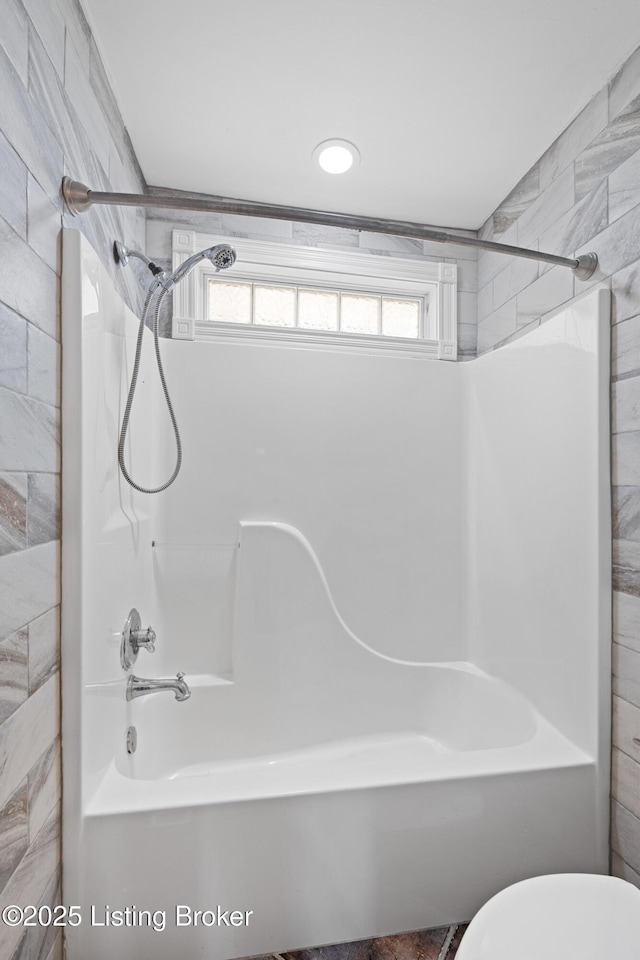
145, 190, 479, 356
477, 42, 640, 883
0, 2, 147, 958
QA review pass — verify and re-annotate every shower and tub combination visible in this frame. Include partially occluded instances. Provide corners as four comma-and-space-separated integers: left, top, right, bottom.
61, 183, 610, 960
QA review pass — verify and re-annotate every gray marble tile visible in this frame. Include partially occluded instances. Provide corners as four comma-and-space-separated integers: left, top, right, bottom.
517, 166, 575, 248
457, 323, 477, 356
27, 325, 59, 407
10, 931, 29, 960
27, 174, 61, 274
477, 299, 517, 355
0, 127, 27, 238
614, 570, 640, 600
0, 217, 57, 339
22, 0, 65, 80
0, 473, 27, 557
614, 486, 640, 544
477, 280, 493, 324
490, 165, 540, 237
42, 932, 62, 960
514, 317, 541, 337
609, 144, 640, 224
477, 222, 518, 288
614, 316, 640, 379
145, 219, 174, 262
292, 221, 359, 248
146, 199, 223, 231
88, 36, 124, 142
576, 200, 640, 282
0, 38, 62, 201
455, 259, 477, 294
612, 261, 640, 325
27, 473, 59, 547
611, 850, 640, 887
610, 44, 640, 121
27, 26, 87, 194
611, 800, 640, 877
457, 291, 476, 327
422, 237, 477, 262
0, 388, 59, 472
27, 28, 125, 286
0, 805, 60, 960
63, 34, 111, 172
515, 265, 574, 329
0, 302, 27, 392
0, 0, 29, 85
537, 180, 608, 273
56, 0, 91, 73
358, 232, 423, 257
0, 781, 27, 894
0, 541, 59, 643
614, 433, 640, 488
613, 376, 640, 434
0, 626, 27, 723
28, 739, 60, 863
539, 88, 608, 191
221, 212, 293, 240
107, 127, 145, 193
478, 216, 494, 242
28, 606, 59, 694
492, 254, 539, 312
614, 640, 640, 708
613, 747, 640, 821
575, 92, 640, 202
0, 674, 58, 815
30, 868, 61, 960
614, 589, 640, 653
613, 695, 640, 764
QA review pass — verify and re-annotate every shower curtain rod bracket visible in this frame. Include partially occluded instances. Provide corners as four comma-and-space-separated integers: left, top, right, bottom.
61, 178, 599, 280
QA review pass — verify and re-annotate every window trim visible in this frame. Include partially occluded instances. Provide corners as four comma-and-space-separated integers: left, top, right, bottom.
171, 229, 458, 360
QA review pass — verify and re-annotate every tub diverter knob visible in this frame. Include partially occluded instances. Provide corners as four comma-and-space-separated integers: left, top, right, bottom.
120, 608, 157, 671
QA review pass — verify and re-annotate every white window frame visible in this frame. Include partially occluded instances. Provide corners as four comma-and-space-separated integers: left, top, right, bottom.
171, 229, 458, 360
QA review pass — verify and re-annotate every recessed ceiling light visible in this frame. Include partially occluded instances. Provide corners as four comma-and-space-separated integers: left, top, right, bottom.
313, 139, 360, 175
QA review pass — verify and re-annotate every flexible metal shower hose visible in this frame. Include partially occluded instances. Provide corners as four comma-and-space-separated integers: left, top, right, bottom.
118, 283, 182, 493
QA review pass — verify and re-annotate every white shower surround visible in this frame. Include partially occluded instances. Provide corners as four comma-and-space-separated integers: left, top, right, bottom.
61, 230, 611, 960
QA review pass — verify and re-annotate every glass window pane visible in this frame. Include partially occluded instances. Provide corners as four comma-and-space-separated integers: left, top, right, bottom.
340, 295, 379, 334
254, 285, 296, 327
381, 298, 420, 339
298, 290, 339, 330
208, 280, 251, 324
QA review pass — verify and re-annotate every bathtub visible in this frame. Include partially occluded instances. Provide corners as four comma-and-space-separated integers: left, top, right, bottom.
72, 520, 602, 960
61, 231, 610, 960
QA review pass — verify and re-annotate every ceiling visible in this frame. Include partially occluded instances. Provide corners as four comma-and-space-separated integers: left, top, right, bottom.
83, 0, 640, 229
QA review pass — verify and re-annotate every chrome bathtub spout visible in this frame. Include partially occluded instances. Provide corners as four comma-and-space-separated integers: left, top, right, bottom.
126, 672, 191, 702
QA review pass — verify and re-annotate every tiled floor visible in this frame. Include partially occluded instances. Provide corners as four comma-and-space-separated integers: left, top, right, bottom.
254, 924, 469, 960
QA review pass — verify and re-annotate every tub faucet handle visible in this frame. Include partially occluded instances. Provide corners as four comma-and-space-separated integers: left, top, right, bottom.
120, 609, 156, 671
132, 626, 156, 653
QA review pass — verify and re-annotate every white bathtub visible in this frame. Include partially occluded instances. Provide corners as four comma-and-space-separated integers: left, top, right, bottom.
74, 521, 602, 960
62, 232, 610, 960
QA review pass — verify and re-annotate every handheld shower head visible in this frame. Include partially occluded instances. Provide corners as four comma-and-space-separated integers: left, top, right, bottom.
207, 243, 236, 270
167, 243, 237, 289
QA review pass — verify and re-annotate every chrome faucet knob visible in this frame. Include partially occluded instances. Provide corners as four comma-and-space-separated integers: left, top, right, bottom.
176, 671, 185, 680
134, 627, 156, 653
120, 610, 157, 671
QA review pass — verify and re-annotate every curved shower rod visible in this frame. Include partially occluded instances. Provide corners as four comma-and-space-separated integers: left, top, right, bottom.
62, 177, 598, 280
